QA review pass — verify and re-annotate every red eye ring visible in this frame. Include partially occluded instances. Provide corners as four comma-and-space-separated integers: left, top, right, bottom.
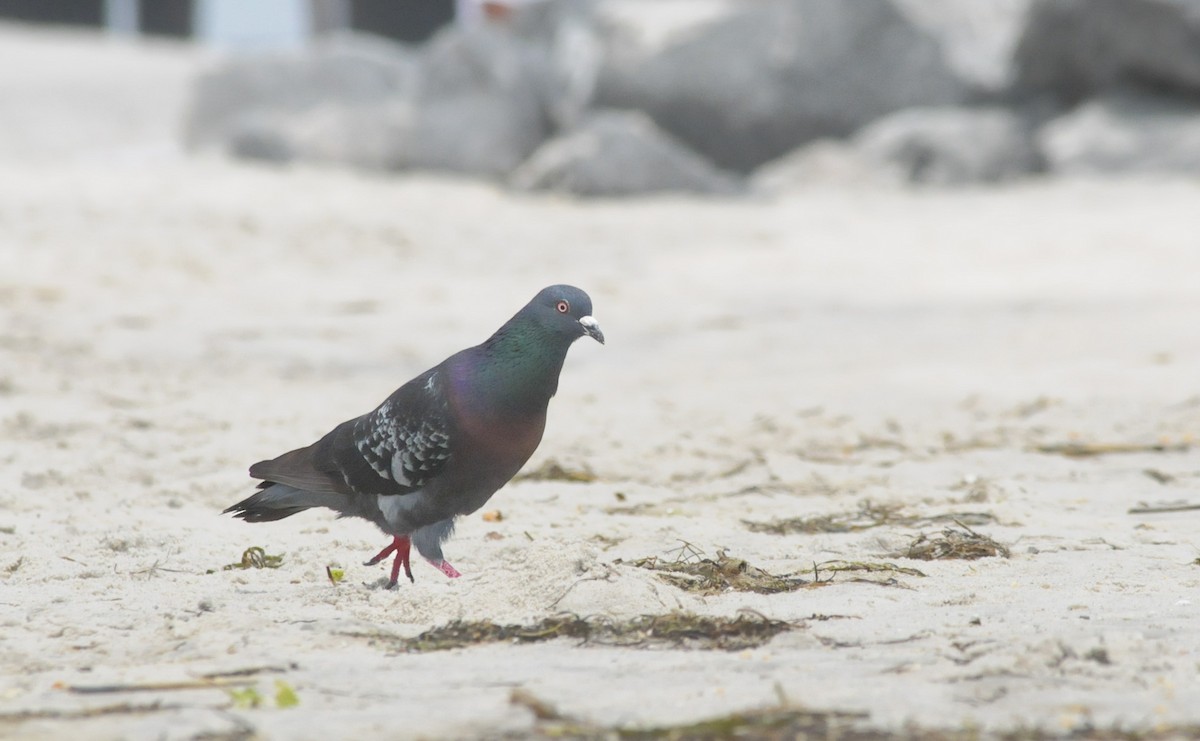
556, 300, 570, 314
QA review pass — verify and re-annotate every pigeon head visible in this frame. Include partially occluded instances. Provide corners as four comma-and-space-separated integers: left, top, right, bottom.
527, 285, 605, 345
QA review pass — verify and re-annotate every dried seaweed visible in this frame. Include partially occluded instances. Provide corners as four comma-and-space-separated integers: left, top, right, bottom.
501, 686, 1200, 741
605, 501, 679, 516
514, 692, 1200, 741
811, 560, 926, 579
0, 701, 184, 722
744, 499, 996, 535
350, 612, 800, 653
664, 540, 705, 562
514, 459, 596, 483
507, 689, 870, 740
621, 552, 816, 595
1142, 468, 1175, 484
64, 678, 255, 694
899, 523, 1010, 561
743, 500, 904, 534
1128, 500, 1200, 514
588, 534, 624, 550
200, 665, 297, 679
619, 544, 925, 594
1034, 441, 1190, 458
222, 546, 283, 571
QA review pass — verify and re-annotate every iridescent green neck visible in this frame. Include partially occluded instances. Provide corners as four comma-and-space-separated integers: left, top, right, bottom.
470, 321, 571, 414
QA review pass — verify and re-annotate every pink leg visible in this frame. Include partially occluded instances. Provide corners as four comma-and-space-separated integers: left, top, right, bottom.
364, 536, 413, 588
427, 559, 461, 579
364, 538, 397, 566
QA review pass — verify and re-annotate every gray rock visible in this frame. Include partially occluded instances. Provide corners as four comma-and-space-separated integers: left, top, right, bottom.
406, 26, 550, 176
503, 0, 602, 129
755, 106, 1040, 191
1015, 0, 1200, 101
593, 0, 969, 172
1038, 91, 1200, 174
268, 103, 415, 171
752, 139, 893, 192
511, 109, 742, 196
186, 27, 551, 178
405, 93, 544, 177
853, 106, 1041, 184
185, 32, 420, 151
893, 0, 1034, 96
227, 113, 295, 164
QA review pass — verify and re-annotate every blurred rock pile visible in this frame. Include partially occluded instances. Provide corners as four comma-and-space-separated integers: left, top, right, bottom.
185, 0, 1200, 195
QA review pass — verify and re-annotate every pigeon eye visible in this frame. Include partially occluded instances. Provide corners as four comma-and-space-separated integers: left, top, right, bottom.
556, 300, 570, 314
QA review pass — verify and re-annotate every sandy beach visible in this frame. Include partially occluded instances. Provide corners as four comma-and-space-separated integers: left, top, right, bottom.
2, 24, 1200, 740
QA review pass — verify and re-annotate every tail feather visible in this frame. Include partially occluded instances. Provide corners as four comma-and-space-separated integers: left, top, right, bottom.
223, 482, 344, 523
248, 444, 343, 495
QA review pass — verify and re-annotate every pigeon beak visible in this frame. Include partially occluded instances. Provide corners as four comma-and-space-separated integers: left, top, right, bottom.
579, 315, 605, 345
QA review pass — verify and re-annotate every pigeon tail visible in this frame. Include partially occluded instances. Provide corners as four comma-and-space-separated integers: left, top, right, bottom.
223, 483, 344, 523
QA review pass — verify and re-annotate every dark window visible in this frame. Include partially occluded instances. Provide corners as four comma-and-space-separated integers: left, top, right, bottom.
139, 0, 192, 37
0, 0, 103, 26
350, 0, 453, 43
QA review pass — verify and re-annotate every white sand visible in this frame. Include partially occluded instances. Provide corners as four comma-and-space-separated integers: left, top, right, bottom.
2, 24, 1200, 740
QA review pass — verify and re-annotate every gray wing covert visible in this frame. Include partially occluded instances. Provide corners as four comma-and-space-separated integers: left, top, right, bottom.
339, 369, 454, 498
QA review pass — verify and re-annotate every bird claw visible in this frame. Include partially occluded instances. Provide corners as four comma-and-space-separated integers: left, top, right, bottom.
365, 538, 458, 585
366, 536, 413, 587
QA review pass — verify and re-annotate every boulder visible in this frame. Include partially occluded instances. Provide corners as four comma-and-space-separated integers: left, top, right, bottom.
853, 106, 1041, 184
185, 32, 419, 151
754, 106, 1040, 191
186, 28, 551, 177
503, 0, 602, 129
893, 0, 1034, 96
1014, 0, 1200, 102
229, 104, 415, 170
1038, 91, 1200, 174
406, 26, 550, 176
511, 109, 742, 196
752, 140, 891, 192
593, 0, 969, 172
226, 113, 296, 164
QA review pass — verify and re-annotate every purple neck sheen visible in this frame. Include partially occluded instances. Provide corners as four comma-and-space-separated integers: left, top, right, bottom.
451, 318, 574, 419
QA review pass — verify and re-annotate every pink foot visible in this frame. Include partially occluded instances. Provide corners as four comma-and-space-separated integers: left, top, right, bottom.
428, 559, 461, 579
364, 536, 413, 588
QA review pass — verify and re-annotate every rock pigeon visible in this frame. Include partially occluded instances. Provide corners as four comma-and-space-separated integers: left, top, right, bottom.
224, 285, 603, 588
